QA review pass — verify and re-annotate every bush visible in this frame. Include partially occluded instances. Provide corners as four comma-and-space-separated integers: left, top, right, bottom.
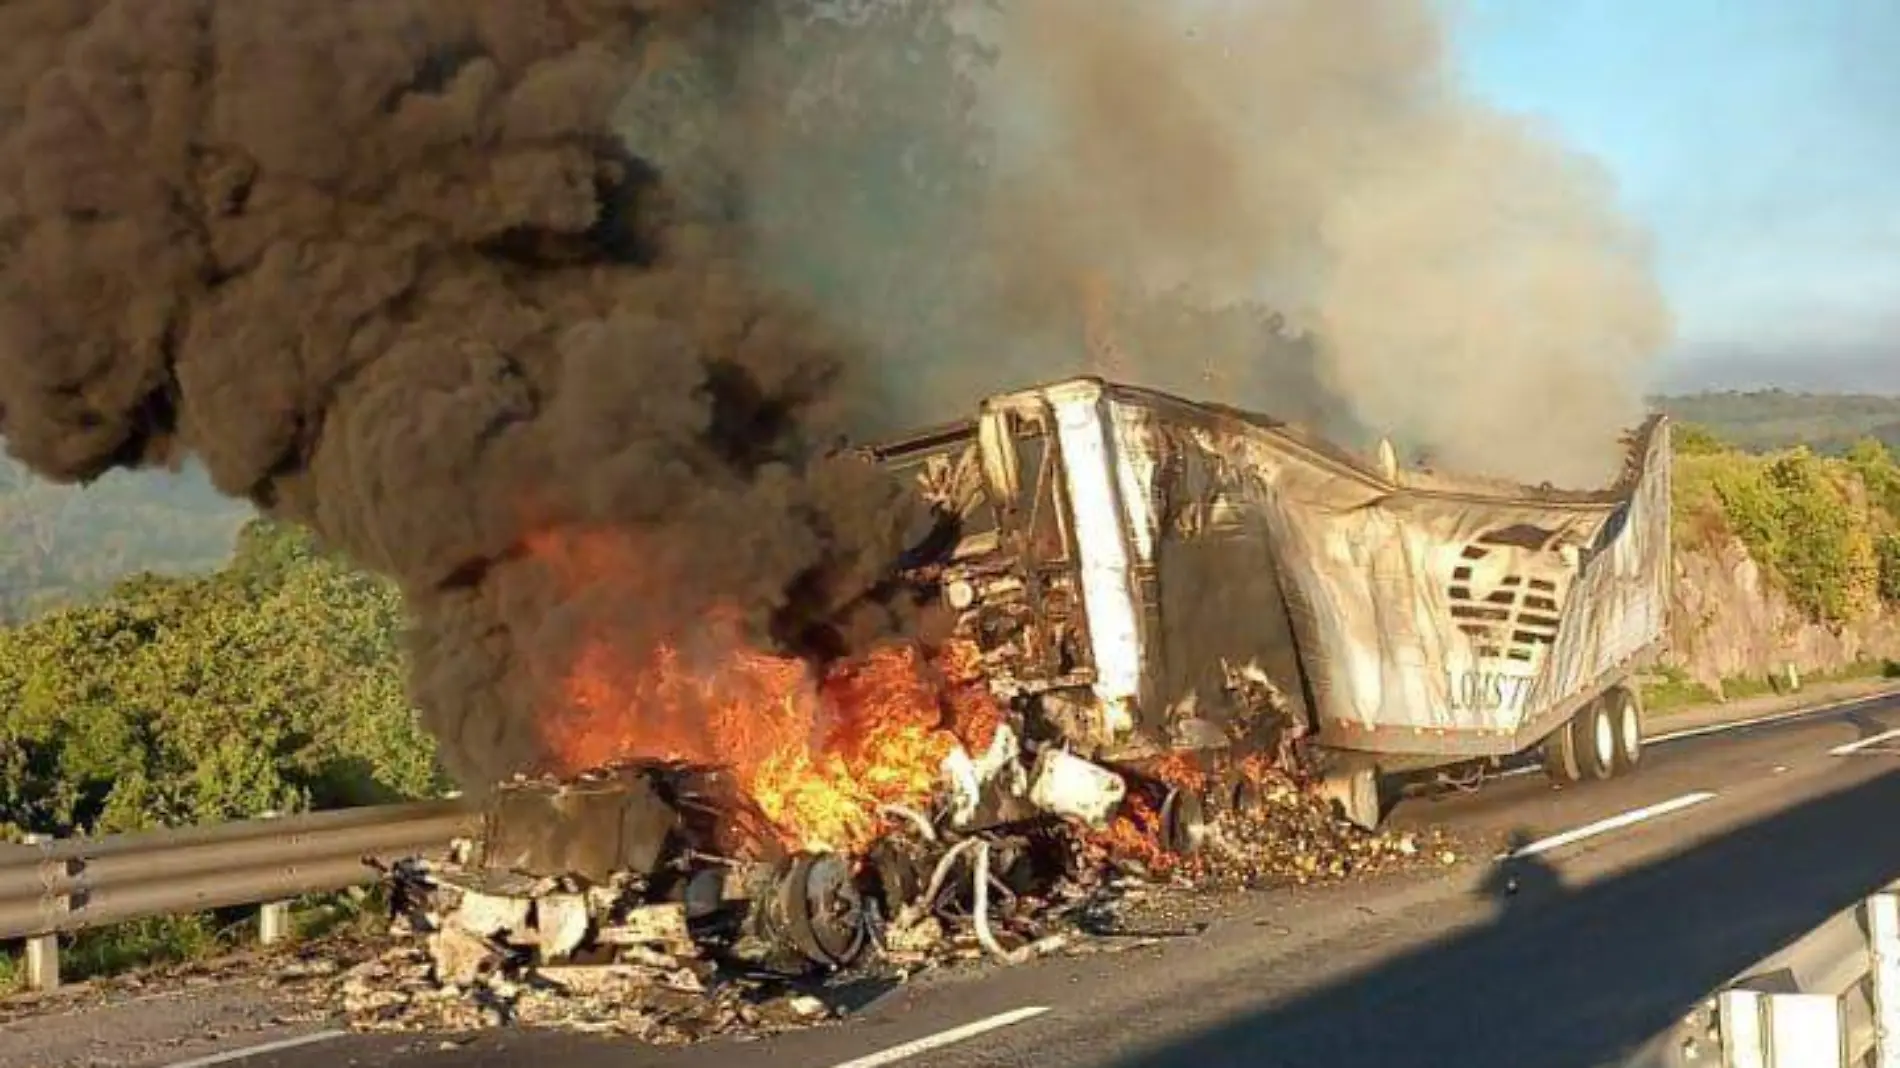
1878, 534, 1900, 605
1848, 438, 1900, 517
1676, 441, 1893, 624
0, 519, 446, 839
1672, 422, 1732, 457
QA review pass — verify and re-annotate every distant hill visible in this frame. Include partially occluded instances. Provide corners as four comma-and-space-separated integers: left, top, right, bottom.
0, 456, 253, 622
1658, 347, 1900, 396
1652, 390, 1900, 454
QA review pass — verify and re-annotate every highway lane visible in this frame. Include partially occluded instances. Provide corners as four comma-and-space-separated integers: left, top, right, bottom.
12, 688, 1900, 1068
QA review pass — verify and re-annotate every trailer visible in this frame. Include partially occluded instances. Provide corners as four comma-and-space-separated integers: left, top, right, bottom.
870, 375, 1672, 833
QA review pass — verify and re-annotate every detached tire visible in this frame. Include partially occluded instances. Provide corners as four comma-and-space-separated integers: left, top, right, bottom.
1578, 699, 1618, 782
1609, 687, 1643, 773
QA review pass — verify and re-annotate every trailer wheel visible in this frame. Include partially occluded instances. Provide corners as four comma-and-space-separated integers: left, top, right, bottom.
1542, 716, 1584, 785
1609, 687, 1643, 772
1579, 699, 1618, 781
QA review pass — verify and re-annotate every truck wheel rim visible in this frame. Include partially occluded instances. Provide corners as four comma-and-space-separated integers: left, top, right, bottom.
1595, 711, 1615, 770
1621, 703, 1640, 761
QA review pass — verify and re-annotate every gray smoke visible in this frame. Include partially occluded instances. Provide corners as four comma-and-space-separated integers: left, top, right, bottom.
739, 0, 1671, 484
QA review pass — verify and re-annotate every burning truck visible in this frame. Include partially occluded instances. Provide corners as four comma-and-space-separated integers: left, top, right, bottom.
347, 375, 1671, 1035
871, 374, 1673, 833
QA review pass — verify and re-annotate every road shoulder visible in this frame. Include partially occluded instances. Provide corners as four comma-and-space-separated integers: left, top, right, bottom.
1649, 675, 1900, 736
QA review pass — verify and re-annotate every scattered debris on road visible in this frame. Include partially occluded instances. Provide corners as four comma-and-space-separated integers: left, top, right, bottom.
323, 758, 1454, 1041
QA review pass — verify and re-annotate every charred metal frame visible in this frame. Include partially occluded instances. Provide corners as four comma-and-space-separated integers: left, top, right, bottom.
867, 399, 1104, 703
871, 373, 1672, 770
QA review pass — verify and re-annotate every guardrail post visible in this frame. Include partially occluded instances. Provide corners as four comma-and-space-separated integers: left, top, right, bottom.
255, 812, 289, 947
1870, 892, 1900, 1067
19, 834, 60, 992
257, 899, 289, 946
1718, 989, 1768, 1068
1763, 993, 1846, 1068
1719, 990, 1848, 1068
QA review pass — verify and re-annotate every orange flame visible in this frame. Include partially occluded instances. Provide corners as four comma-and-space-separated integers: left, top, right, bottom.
1084, 755, 1213, 875
1149, 752, 1208, 792
1093, 793, 1171, 872
526, 528, 1003, 854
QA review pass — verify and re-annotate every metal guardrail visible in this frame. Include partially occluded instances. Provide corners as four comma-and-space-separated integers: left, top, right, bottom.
0, 800, 477, 993
1624, 880, 1900, 1068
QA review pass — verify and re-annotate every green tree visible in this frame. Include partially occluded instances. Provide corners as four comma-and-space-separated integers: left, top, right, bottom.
0, 519, 444, 838
1847, 438, 1900, 516
1695, 446, 1881, 623
1672, 422, 1730, 456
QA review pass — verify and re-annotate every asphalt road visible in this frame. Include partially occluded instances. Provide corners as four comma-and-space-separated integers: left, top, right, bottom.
12, 689, 1900, 1068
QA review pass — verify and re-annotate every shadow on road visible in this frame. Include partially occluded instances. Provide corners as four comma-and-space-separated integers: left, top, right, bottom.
1102, 768, 1900, 1068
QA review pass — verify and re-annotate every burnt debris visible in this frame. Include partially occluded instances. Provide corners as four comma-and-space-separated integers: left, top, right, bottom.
328, 758, 1454, 1040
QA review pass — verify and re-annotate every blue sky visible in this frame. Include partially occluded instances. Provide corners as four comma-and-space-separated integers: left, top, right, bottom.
1451, 0, 1900, 382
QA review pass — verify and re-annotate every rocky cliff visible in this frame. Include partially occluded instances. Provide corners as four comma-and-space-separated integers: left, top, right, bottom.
1666, 534, 1900, 696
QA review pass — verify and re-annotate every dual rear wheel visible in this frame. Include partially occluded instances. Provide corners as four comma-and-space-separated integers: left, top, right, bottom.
1542, 687, 1642, 786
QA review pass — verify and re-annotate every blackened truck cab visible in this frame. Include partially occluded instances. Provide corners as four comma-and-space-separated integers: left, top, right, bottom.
868, 376, 1672, 833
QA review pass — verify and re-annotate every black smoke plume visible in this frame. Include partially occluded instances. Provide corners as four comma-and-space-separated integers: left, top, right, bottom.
0, 0, 935, 786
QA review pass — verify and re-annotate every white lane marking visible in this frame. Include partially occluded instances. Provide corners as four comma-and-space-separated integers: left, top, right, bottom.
1828, 727, 1900, 756
1650, 690, 1900, 745
829, 1007, 1052, 1068
1498, 791, 1718, 860
163, 1030, 348, 1068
